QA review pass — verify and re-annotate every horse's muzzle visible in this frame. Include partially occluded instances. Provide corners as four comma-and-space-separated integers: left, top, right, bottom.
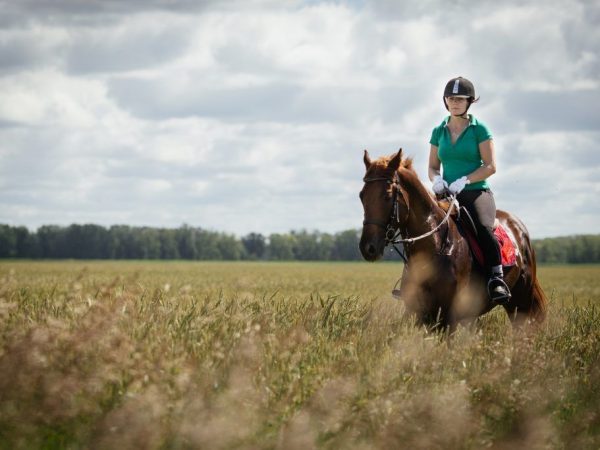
359, 230, 385, 261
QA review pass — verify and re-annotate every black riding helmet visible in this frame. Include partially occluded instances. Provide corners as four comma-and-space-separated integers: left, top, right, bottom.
443, 76, 478, 115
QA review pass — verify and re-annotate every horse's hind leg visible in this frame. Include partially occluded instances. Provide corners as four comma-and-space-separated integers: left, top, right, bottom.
502, 276, 529, 326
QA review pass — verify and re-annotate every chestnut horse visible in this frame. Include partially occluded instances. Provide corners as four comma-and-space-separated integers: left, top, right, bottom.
359, 149, 547, 330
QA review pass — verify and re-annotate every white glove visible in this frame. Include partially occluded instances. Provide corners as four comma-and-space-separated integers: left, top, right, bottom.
448, 176, 470, 195
432, 175, 448, 195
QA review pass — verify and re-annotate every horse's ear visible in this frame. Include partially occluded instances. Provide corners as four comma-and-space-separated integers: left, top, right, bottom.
388, 148, 403, 171
363, 149, 372, 169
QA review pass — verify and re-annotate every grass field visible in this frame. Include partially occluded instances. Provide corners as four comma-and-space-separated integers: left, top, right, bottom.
0, 261, 599, 449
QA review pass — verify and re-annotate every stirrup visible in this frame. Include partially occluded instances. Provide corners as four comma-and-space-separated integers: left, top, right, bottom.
391, 277, 402, 300
488, 276, 511, 305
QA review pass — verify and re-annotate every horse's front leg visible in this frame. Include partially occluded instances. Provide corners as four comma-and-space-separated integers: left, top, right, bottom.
397, 264, 435, 326
399, 256, 458, 329
449, 276, 490, 328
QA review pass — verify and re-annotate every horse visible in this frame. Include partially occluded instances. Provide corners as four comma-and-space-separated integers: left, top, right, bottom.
359, 149, 547, 331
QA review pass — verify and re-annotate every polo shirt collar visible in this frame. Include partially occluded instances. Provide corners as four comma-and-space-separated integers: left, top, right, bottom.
443, 114, 477, 127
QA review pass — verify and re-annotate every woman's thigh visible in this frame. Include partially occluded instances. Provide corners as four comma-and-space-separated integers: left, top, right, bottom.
457, 190, 496, 229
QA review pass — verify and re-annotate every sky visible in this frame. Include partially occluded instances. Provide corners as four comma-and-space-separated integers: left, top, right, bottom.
0, 0, 598, 238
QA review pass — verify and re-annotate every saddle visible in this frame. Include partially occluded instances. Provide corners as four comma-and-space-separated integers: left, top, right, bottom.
437, 199, 517, 268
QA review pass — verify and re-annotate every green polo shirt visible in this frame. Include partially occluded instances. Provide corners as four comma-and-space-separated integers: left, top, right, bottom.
429, 114, 492, 191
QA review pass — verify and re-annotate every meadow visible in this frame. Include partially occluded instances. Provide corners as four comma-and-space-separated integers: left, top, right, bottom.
0, 261, 599, 449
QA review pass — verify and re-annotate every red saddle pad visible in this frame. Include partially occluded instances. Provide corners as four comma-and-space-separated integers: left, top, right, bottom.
496, 224, 517, 267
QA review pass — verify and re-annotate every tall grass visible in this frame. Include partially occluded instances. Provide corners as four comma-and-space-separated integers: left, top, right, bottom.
0, 261, 599, 449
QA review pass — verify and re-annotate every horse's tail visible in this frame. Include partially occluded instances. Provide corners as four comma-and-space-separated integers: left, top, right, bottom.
509, 228, 548, 325
529, 275, 548, 323
527, 243, 547, 323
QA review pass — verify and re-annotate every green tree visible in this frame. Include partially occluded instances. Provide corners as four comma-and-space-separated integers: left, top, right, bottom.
176, 225, 198, 260
15, 226, 40, 257
63, 224, 111, 258
291, 230, 320, 260
242, 233, 266, 260
37, 225, 67, 258
317, 232, 335, 260
194, 229, 221, 260
217, 233, 245, 260
268, 233, 295, 260
332, 229, 361, 260
159, 229, 180, 259
0, 225, 17, 257
137, 228, 161, 259
109, 225, 136, 259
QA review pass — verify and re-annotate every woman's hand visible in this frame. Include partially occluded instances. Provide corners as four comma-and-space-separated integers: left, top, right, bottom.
448, 176, 470, 194
432, 175, 448, 194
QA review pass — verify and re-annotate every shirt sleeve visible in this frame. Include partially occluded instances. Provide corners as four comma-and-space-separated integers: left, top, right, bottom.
429, 126, 440, 146
474, 122, 493, 143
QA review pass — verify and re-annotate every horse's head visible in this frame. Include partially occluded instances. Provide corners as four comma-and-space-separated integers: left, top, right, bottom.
359, 149, 410, 261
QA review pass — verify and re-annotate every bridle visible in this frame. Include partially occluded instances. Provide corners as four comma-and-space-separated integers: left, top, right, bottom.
362, 173, 457, 249
362, 173, 407, 243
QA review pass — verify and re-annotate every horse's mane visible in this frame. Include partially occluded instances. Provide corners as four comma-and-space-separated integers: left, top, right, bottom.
365, 155, 418, 178
366, 154, 440, 211
366, 155, 414, 176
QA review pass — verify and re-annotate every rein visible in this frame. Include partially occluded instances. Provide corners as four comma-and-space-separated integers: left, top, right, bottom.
362, 174, 457, 248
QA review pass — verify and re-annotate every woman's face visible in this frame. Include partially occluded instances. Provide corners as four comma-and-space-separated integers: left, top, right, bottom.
445, 96, 468, 115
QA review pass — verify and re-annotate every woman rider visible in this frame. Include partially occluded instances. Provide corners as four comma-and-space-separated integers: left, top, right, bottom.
428, 76, 510, 304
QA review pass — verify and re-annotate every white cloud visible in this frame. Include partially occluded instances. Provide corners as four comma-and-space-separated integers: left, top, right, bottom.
0, 0, 598, 238
65, 12, 194, 75
492, 131, 599, 236
0, 69, 116, 127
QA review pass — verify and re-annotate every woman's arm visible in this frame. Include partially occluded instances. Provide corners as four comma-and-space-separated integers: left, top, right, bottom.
466, 139, 497, 183
428, 144, 441, 181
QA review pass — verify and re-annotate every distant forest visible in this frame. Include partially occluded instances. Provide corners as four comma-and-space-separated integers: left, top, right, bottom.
0, 224, 598, 263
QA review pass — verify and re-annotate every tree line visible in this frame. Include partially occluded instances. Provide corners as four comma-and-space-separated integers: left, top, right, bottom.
532, 235, 600, 264
0, 224, 363, 261
0, 224, 598, 263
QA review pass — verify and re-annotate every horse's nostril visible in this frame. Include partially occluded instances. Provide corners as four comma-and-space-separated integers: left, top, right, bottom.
367, 244, 376, 256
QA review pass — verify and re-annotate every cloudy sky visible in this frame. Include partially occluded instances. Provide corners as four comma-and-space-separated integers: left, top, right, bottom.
1, 0, 598, 238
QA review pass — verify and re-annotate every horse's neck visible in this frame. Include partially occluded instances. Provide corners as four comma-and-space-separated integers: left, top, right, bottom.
400, 172, 446, 253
